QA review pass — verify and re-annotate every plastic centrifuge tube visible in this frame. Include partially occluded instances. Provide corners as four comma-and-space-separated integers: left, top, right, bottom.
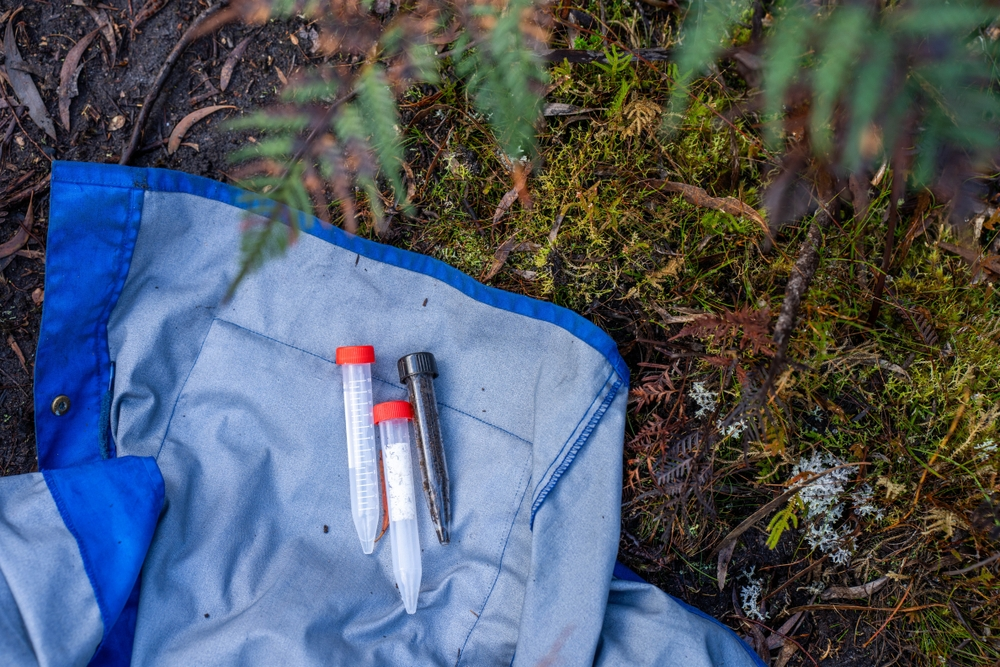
373, 400, 422, 614
335, 345, 381, 554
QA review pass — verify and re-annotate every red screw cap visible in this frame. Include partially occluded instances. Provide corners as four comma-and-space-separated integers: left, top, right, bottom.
373, 400, 413, 424
336, 346, 375, 365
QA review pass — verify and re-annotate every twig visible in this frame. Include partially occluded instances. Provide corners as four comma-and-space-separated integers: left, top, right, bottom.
862, 580, 913, 649
0, 174, 49, 209
539, 46, 673, 64
868, 156, 905, 325
754, 208, 831, 399
120, 1, 231, 165
786, 602, 944, 614
943, 552, 1000, 577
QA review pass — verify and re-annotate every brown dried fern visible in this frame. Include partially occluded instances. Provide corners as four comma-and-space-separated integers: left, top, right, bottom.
672, 306, 775, 357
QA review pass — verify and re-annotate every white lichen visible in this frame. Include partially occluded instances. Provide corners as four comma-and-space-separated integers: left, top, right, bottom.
790, 452, 858, 565
739, 566, 767, 621
689, 382, 716, 419
717, 417, 747, 441
851, 484, 885, 522
977, 438, 997, 461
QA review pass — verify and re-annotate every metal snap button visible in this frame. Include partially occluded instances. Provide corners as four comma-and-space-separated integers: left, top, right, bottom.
51, 395, 70, 416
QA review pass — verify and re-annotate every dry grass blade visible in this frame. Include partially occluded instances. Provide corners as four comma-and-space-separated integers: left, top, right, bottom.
650, 180, 767, 234
3, 11, 56, 139
220, 34, 253, 92
58, 27, 101, 131
167, 105, 235, 154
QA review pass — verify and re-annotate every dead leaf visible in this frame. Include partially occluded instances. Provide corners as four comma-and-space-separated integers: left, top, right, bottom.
58, 28, 101, 131
483, 236, 540, 281
766, 612, 805, 650
492, 187, 519, 225
542, 102, 597, 116
4, 12, 57, 139
7, 334, 26, 373
716, 539, 736, 591
108, 115, 126, 131
652, 181, 767, 234
93, 9, 117, 63
219, 34, 253, 92
820, 576, 889, 601
30, 287, 42, 305
167, 105, 235, 154
0, 198, 32, 261
132, 0, 171, 33
274, 65, 287, 86
938, 241, 1000, 279
773, 642, 798, 667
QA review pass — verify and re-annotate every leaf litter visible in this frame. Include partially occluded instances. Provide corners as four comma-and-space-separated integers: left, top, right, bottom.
167, 105, 235, 154
58, 27, 101, 131
3, 10, 56, 140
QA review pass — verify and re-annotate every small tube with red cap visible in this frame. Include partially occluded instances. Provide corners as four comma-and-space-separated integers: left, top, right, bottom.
335, 346, 381, 554
373, 400, 422, 614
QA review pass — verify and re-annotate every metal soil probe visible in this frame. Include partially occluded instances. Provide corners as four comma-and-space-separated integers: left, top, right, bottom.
397, 352, 451, 544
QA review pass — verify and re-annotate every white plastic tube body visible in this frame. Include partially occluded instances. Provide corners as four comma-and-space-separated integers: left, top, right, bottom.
379, 417, 422, 614
341, 362, 380, 554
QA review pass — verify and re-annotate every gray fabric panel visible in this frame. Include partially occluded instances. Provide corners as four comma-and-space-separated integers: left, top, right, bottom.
0, 563, 37, 666
0, 472, 103, 667
598, 579, 759, 666
131, 319, 532, 665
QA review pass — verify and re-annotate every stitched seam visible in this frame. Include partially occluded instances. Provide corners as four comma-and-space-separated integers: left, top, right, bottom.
530, 374, 610, 499
370, 375, 532, 445
43, 471, 110, 633
529, 375, 623, 527
457, 457, 532, 666
217, 319, 534, 445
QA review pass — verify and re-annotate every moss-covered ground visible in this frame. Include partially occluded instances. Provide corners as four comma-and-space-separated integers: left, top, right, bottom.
367, 6, 1000, 666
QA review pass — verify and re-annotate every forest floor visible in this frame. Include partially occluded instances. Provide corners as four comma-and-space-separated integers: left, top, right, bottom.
2, 1, 1000, 665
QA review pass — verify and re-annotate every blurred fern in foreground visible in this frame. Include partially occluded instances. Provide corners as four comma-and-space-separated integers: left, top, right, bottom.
223, 0, 548, 290
670, 0, 1000, 228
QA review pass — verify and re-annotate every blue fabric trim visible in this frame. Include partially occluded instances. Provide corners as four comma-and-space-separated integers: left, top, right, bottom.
529, 375, 623, 528
611, 562, 769, 667
89, 580, 141, 666
41, 457, 165, 644
48, 162, 629, 386
37, 169, 144, 468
